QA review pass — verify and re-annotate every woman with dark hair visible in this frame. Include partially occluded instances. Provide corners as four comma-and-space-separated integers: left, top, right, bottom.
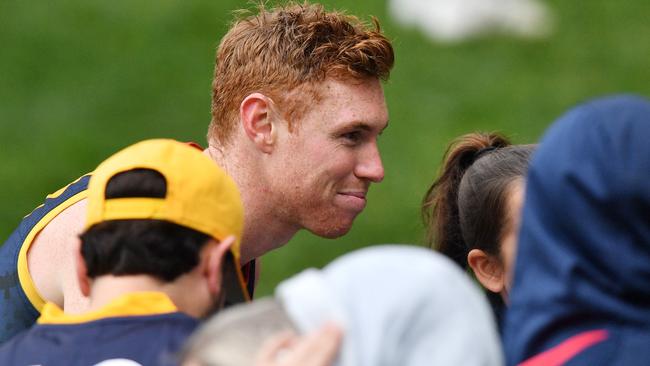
422, 132, 534, 315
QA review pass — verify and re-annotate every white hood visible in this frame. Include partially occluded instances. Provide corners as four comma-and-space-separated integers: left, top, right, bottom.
276, 245, 503, 366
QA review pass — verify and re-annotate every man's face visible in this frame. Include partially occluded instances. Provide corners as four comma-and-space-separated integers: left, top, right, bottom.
268, 78, 388, 238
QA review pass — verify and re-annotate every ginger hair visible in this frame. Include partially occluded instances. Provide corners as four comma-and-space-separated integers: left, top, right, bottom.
209, 1, 394, 144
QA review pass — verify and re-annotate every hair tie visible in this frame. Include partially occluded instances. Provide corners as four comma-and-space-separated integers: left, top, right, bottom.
474, 146, 497, 160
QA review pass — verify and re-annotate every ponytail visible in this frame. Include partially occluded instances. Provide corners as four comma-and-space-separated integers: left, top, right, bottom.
422, 132, 510, 269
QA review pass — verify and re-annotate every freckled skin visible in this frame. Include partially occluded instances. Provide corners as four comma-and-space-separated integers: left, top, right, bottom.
265, 78, 389, 238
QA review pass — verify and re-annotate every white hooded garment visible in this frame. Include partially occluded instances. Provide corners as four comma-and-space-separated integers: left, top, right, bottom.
276, 245, 504, 366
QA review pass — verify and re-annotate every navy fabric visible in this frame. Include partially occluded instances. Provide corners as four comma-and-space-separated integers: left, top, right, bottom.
504, 95, 650, 365
0, 312, 198, 365
0, 175, 91, 343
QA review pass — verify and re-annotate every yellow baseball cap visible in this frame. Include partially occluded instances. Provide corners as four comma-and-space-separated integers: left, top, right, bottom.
86, 139, 250, 303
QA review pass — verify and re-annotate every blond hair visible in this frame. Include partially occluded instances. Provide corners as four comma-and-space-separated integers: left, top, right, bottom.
209, 1, 394, 144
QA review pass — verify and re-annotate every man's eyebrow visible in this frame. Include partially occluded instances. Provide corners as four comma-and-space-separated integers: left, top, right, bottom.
345, 121, 389, 133
348, 122, 372, 131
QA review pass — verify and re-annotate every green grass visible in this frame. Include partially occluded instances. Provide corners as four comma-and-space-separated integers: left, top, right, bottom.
1, 0, 649, 296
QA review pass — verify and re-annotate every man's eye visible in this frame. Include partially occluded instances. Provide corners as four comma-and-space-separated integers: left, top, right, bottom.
342, 131, 362, 142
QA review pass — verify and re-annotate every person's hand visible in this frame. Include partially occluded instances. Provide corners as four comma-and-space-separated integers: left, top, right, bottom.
255, 323, 343, 366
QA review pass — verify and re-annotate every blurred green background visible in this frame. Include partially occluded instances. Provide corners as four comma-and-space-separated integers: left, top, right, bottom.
1, 0, 649, 296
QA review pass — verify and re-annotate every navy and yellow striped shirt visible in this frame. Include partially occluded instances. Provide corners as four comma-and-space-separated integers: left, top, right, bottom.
0, 175, 90, 343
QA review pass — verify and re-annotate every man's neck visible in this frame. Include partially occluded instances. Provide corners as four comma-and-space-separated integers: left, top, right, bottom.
205, 145, 298, 263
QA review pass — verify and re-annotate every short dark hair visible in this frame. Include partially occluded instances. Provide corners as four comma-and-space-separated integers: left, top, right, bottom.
79, 169, 211, 282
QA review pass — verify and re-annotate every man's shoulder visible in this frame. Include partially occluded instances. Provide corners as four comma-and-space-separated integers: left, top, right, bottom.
0, 174, 92, 342
5, 173, 91, 243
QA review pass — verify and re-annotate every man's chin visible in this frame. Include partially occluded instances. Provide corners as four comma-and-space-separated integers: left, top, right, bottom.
306, 219, 355, 239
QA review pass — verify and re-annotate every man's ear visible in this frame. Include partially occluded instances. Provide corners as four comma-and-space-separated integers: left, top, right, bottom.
467, 248, 505, 294
75, 246, 91, 297
205, 235, 236, 296
240, 93, 279, 153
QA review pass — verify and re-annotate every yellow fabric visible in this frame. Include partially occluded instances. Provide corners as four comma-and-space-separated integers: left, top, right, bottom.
17, 189, 88, 312
85, 139, 243, 258
85, 139, 249, 302
37, 292, 178, 325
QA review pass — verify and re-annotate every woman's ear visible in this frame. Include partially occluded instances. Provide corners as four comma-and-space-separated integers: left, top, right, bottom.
467, 248, 505, 294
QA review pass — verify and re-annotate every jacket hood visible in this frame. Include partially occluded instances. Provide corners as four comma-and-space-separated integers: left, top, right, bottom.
504, 95, 650, 365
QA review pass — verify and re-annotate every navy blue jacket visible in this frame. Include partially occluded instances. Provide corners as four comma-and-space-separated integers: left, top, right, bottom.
504, 95, 650, 365
0, 311, 198, 365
